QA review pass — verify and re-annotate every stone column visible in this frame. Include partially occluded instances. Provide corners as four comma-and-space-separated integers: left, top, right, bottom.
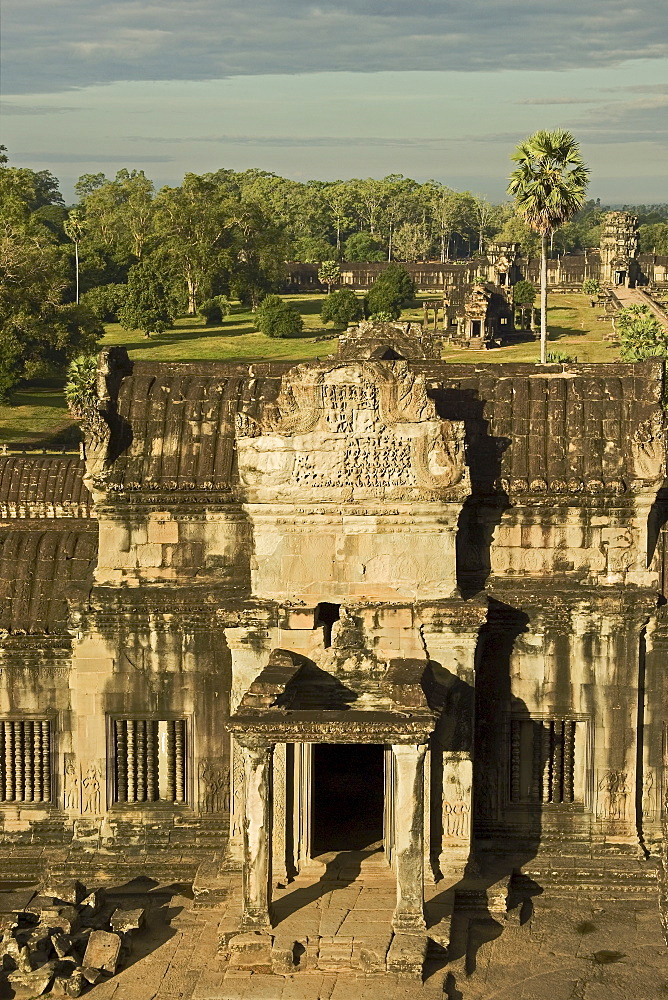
391, 743, 427, 932
240, 741, 274, 932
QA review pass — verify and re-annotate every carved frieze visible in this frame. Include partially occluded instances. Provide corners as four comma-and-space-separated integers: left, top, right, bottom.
235, 362, 469, 503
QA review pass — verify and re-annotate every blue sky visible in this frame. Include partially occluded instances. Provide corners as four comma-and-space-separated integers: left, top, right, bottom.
2, 1, 667, 203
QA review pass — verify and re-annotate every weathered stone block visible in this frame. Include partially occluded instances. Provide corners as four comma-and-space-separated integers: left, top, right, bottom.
358, 933, 393, 972
147, 515, 179, 544
83, 929, 122, 974
110, 907, 145, 934
40, 879, 86, 907
227, 930, 273, 968
385, 931, 427, 976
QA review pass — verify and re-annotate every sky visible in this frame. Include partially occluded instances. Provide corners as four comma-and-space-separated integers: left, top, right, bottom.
1, 0, 667, 204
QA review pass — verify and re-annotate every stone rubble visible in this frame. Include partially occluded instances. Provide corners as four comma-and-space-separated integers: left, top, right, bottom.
0, 878, 145, 996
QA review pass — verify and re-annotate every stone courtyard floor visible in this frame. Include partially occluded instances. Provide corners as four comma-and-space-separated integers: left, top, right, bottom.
0, 845, 665, 1000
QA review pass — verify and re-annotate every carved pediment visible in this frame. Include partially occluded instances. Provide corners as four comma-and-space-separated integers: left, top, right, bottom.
235, 361, 469, 502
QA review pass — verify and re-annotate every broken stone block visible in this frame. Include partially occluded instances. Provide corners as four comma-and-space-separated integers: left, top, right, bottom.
26, 925, 53, 953
79, 888, 106, 918
41, 879, 86, 906
65, 967, 86, 997
8, 959, 57, 994
386, 931, 427, 976
26, 895, 59, 915
39, 906, 80, 935
82, 929, 122, 974
110, 906, 145, 934
0, 914, 18, 935
51, 932, 73, 959
82, 965, 103, 985
271, 934, 307, 974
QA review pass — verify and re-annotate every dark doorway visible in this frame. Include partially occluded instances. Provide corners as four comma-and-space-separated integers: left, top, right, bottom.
311, 743, 384, 853
471, 320, 482, 337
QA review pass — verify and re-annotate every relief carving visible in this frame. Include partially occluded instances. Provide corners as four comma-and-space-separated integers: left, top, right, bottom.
443, 781, 471, 840
596, 769, 629, 821
631, 417, 665, 481
235, 361, 468, 500
198, 758, 229, 814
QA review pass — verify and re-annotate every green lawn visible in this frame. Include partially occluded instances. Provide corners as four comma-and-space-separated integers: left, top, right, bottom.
0, 292, 619, 447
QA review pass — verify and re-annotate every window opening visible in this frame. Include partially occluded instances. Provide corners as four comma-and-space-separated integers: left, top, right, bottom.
510, 718, 582, 804
0, 720, 51, 803
315, 603, 340, 648
113, 719, 187, 804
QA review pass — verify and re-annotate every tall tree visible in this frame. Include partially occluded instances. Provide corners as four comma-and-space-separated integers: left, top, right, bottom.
508, 130, 589, 363
153, 173, 233, 314
64, 209, 85, 303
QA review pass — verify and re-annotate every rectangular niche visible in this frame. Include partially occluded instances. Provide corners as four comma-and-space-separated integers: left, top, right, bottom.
0, 720, 51, 803
112, 718, 187, 804
510, 717, 589, 806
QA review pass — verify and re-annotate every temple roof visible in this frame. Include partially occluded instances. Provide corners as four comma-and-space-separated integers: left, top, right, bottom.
0, 523, 97, 634
90, 355, 664, 500
0, 456, 91, 518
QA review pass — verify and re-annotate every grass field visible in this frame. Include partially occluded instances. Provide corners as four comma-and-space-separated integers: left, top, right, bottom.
0, 291, 618, 447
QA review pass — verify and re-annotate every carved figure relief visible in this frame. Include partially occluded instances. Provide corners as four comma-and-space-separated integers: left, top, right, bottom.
443, 779, 471, 840
198, 759, 229, 814
64, 755, 79, 813
81, 766, 101, 815
596, 769, 628, 821
235, 362, 468, 501
641, 770, 656, 823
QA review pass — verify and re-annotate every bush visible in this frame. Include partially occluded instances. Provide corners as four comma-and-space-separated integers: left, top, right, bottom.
320, 289, 365, 327
545, 350, 578, 363
64, 354, 98, 416
369, 310, 396, 322
198, 295, 231, 325
582, 278, 601, 297
375, 264, 416, 304
366, 283, 402, 319
617, 304, 668, 361
80, 283, 126, 322
254, 296, 304, 338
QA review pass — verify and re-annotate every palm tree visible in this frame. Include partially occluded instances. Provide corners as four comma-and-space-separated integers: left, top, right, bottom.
508, 130, 589, 363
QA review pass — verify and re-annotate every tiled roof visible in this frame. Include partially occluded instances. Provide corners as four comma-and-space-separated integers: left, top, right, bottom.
0, 524, 97, 634
419, 360, 664, 495
0, 457, 90, 518
105, 362, 286, 489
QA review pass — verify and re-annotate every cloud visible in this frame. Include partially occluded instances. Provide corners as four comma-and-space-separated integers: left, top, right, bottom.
0, 102, 80, 115
12, 151, 175, 163
3, 0, 667, 94
516, 97, 602, 106
124, 132, 522, 148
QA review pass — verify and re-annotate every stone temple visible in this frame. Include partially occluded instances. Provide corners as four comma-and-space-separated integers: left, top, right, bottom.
0, 323, 667, 986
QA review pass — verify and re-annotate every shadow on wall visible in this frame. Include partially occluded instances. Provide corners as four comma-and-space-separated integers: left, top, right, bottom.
430, 598, 545, 977
428, 386, 511, 598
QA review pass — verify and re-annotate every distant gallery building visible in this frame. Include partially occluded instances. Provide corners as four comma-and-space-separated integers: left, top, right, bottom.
286, 210, 668, 349
0, 314, 666, 971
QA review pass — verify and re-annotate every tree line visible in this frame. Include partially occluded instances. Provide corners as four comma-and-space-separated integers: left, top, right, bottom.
2, 141, 668, 400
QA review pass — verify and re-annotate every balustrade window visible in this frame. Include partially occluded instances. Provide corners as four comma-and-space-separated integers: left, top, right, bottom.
510, 717, 586, 805
113, 719, 187, 804
0, 720, 51, 803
